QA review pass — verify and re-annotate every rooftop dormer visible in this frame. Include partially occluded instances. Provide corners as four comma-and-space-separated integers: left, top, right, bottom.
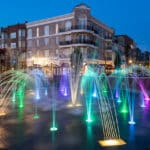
74, 3, 90, 10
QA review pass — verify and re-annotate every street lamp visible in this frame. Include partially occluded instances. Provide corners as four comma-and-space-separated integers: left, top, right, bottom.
128, 59, 132, 64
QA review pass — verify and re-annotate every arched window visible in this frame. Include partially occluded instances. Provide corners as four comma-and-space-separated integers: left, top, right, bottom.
78, 15, 87, 29
65, 21, 72, 31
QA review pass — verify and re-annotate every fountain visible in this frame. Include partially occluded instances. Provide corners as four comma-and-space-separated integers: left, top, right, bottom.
2, 63, 150, 148
68, 48, 83, 107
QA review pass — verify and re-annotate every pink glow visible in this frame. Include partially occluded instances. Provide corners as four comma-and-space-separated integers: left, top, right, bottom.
139, 81, 150, 101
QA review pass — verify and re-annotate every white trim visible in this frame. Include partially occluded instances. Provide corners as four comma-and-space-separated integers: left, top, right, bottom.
26, 13, 74, 28
59, 43, 98, 49
27, 29, 104, 40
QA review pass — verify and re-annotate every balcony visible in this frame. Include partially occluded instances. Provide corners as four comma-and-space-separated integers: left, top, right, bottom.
59, 39, 97, 48
59, 25, 99, 35
104, 36, 112, 40
105, 46, 112, 50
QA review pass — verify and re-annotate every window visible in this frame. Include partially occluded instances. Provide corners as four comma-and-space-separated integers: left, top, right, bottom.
18, 41, 21, 48
1, 33, 4, 39
56, 49, 59, 54
4, 44, 7, 48
1, 43, 4, 48
44, 25, 49, 36
44, 38, 49, 46
21, 41, 25, 47
11, 43, 16, 48
96, 38, 99, 46
27, 29, 32, 38
27, 40, 32, 48
18, 29, 25, 37
1, 33, 7, 39
56, 37, 59, 44
28, 51, 32, 58
65, 21, 72, 31
37, 39, 39, 47
44, 50, 49, 57
78, 16, 87, 29
78, 34, 85, 41
65, 35, 71, 41
10, 32, 16, 39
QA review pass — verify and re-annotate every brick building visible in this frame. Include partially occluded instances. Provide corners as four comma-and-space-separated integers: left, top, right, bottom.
0, 23, 27, 69
26, 4, 115, 71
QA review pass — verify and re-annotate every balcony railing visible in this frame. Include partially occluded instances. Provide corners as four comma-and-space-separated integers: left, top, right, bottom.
59, 39, 97, 47
104, 36, 112, 40
59, 25, 99, 34
105, 46, 112, 50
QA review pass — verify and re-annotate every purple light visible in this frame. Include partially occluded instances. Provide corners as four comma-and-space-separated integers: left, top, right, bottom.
139, 81, 150, 101
115, 89, 119, 99
144, 97, 150, 101
63, 88, 68, 96
59, 74, 70, 97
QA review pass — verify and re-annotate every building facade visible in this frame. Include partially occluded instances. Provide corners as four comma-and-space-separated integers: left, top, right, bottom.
113, 35, 136, 67
0, 23, 27, 69
26, 4, 115, 70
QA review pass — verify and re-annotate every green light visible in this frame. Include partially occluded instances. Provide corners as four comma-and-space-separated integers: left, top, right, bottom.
103, 90, 108, 93
12, 92, 16, 102
19, 104, 24, 108
18, 93, 24, 108
121, 109, 128, 113
120, 105, 128, 113
117, 99, 122, 103
50, 126, 58, 131
86, 114, 94, 123
17, 80, 25, 108
86, 118, 93, 123
120, 99, 128, 113
33, 114, 40, 119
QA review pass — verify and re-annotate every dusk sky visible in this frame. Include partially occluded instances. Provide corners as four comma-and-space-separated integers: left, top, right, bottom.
1, 0, 150, 51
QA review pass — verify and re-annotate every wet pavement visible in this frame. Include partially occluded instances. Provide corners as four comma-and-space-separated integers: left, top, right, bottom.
1, 96, 150, 150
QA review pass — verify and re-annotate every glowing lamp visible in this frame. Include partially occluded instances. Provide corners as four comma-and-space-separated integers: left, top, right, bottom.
0, 112, 6, 117
67, 102, 82, 108
99, 139, 126, 147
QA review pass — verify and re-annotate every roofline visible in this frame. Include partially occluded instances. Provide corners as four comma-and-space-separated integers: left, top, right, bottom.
90, 16, 114, 33
26, 13, 74, 27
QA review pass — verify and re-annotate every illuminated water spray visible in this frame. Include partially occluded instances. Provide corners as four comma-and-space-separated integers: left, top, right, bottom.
96, 73, 126, 147
68, 48, 83, 107
50, 82, 58, 131
0, 70, 30, 116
